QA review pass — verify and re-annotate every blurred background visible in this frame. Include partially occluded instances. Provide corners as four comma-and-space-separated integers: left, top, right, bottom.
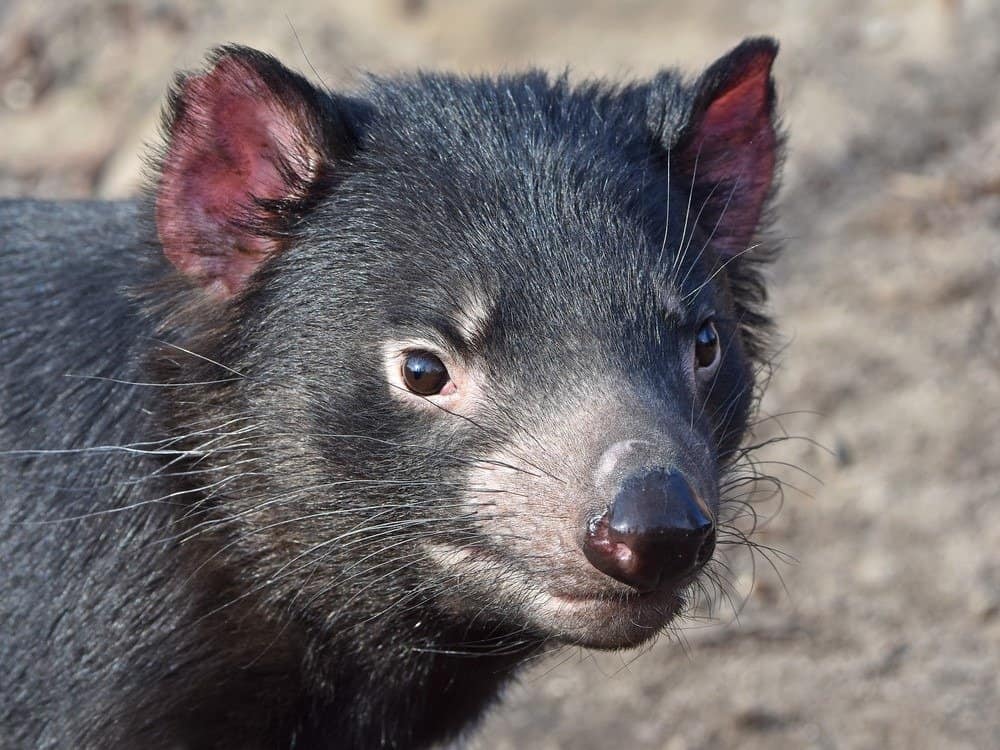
1, 1, 998, 748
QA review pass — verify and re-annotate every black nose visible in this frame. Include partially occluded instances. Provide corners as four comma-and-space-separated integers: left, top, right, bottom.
582, 469, 715, 593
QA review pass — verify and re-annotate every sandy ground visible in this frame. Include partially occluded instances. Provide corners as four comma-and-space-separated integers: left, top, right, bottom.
1, 1, 998, 748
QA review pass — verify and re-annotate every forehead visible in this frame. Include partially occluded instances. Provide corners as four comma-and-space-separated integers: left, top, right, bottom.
334, 74, 717, 338
356, 74, 669, 236
360, 83, 687, 261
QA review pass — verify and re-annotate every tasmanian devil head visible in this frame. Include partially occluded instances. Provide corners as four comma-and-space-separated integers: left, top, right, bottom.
151, 40, 781, 655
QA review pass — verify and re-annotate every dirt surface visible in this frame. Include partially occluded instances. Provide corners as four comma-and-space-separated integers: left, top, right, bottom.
1, 1, 998, 748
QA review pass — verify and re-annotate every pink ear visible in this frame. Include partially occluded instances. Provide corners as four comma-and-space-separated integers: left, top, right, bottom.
676, 38, 780, 258
155, 47, 339, 298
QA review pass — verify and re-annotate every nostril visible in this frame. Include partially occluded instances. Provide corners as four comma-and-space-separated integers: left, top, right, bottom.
582, 470, 715, 593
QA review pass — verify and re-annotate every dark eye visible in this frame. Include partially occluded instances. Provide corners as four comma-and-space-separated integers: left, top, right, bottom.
401, 351, 450, 395
695, 319, 720, 371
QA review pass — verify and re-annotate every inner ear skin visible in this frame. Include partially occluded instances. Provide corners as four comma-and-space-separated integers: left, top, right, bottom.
155, 47, 342, 298
667, 38, 780, 261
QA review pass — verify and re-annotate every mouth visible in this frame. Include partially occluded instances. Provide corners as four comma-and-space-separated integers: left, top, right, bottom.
534, 584, 687, 649
425, 542, 690, 649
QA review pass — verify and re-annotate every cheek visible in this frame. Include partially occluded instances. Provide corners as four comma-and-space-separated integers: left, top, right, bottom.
706, 356, 755, 451
459, 451, 580, 553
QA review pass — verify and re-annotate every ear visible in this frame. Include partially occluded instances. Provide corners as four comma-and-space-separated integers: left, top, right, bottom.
671, 38, 781, 259
154, 46, 352, 298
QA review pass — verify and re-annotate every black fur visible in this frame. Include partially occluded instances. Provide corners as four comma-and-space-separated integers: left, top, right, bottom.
0, 40, 782, 749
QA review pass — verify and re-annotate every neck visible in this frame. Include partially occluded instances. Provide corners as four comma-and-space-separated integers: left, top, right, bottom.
306, 623, 543, 749
122, 565, 545, 749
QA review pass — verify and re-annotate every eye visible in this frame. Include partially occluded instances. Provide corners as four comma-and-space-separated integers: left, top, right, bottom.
694, 319, 720, 372
401, 351, 450, 396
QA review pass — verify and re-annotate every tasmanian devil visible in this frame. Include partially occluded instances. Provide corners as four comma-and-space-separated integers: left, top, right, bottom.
0, 36, 783, 749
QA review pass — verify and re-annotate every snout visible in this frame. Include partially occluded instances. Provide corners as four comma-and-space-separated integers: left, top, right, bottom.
582, 469, 715, 593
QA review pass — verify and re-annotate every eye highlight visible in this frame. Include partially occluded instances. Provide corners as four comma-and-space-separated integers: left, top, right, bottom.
694, 319, 720, 372
401, 351, 451, 395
